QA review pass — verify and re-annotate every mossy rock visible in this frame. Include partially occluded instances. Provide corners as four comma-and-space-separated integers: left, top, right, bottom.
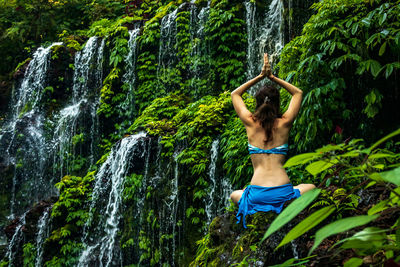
193, 211, 286, 266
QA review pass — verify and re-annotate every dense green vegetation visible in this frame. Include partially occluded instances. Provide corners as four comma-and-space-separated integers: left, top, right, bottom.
0, 0, 399, 266
278, 0, 400, 151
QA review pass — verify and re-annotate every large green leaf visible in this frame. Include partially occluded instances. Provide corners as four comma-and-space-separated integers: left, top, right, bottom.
368, 153, 396, 160
316, 144, 343, 153
276, 205, 335, 249
309, 214, 379, 255
306, 160, 335, 176
261, 189, 321, 242
368, 199, 389, 215
344, 258, 363, 267
340, 227, 386, 250
284, 153, 321, 168
380, 167, 400, 186
369, 128, 400, 151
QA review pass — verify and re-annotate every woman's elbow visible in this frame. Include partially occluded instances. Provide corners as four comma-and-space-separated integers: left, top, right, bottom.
231, 91, 239, 99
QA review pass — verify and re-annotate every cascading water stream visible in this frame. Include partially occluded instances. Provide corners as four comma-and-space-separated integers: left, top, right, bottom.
205, 139, 219, 226
157, 8, 178, 89
170, 151, 180, 264
52, 36, 104, 179
35, 207, 52, 267
204, 139, 233, 227
245, 1, 259, 81
120, 28, 141, 117
78, 132, 147, 267
2, 42, 62, 133
4, 212, 27, 266
0, 43, 61, 218
245, 0, 284, 94
89, 38, 105, 166
157, 149, 181, 266
259, 0, 284, 61
220, 176, 233, 210
189, 1, 211, 97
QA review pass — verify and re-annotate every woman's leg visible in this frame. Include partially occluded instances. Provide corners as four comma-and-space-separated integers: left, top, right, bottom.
230, 190, 244, 205
293, 184, 316, 195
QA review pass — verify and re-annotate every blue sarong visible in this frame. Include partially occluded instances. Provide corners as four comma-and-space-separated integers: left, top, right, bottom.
236, 183, 301, 228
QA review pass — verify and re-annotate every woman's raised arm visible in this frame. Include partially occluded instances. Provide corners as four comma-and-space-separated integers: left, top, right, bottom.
231, 54, 271, 126
231, 75, 264, 126
269, 71, 303, 126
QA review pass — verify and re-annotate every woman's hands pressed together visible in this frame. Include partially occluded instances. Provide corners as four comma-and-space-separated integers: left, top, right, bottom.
260, 53, 275, 80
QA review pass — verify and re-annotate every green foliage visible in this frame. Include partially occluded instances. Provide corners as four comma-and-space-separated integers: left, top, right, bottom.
284, 136, 400, 188
205, 0, 247, 91
22, 243, 36, 267
126, 91, 232, 231
52, 172, 94, 226
262, 189, 321, 242
44, 240, 83, 267
128, 92, 189, 134
123, 173, 143, 202
310, 188, 360, 218
309, 214, 379, 254
264, 129, 400, 264
71, 133, 85, 145
43, 172, 94, 266
276, 205, 335, 250
190, 233, 213, 267
0, 0, 125, 74
278, 0, 400, 151
98, 67, 122, 117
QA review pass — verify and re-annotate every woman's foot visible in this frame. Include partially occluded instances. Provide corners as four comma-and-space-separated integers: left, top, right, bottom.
230, 190, 244, 205
293, 184, 316, 195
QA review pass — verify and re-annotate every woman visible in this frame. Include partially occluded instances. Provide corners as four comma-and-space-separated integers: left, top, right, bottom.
230, 53, 315, 228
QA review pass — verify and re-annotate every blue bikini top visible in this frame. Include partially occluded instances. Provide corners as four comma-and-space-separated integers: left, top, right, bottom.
248, 143, 288, 155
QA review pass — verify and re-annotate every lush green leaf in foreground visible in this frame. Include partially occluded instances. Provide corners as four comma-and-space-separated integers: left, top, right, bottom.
309, 214, 379, 254
276, 205, 335, 249
262, 189, 321, 242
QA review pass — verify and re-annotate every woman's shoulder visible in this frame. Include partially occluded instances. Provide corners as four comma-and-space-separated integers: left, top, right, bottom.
275, 118, 292, 130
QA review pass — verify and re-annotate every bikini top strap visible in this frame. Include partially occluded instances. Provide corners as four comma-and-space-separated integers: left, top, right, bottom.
248, 143, 288, 155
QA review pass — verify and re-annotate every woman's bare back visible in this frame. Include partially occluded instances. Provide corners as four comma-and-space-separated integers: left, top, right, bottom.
246, 118, 291, 187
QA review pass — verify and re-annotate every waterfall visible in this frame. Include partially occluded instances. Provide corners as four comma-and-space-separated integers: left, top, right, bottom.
170, 152, 180, 264
259, 0, 284, 61
52, 36, 104, 179
156, 149, 181, 266
35, 207, 52, 267
204, 139, 233, 227
189, 2, 211, 97
290, 240, 299, 259
205, 139, 219, 226
89, 38, 105, 166
120, 28, 141, 117
71, 37, 101, 101
4, 212, 27, 266
9, 43, 62, 122
78, 132, 147, 267
0, 43, 61, 218
220, 176, 233, 210
245, 0, 284, 94
157, 8, 178, 88
245, 1, 259, 81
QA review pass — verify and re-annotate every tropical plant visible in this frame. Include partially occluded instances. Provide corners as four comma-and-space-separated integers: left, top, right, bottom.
262, 129, 400, 265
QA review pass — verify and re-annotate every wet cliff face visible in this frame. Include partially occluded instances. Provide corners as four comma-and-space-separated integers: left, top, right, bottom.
0, 0, 320, 266
282, 0, 316, 43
